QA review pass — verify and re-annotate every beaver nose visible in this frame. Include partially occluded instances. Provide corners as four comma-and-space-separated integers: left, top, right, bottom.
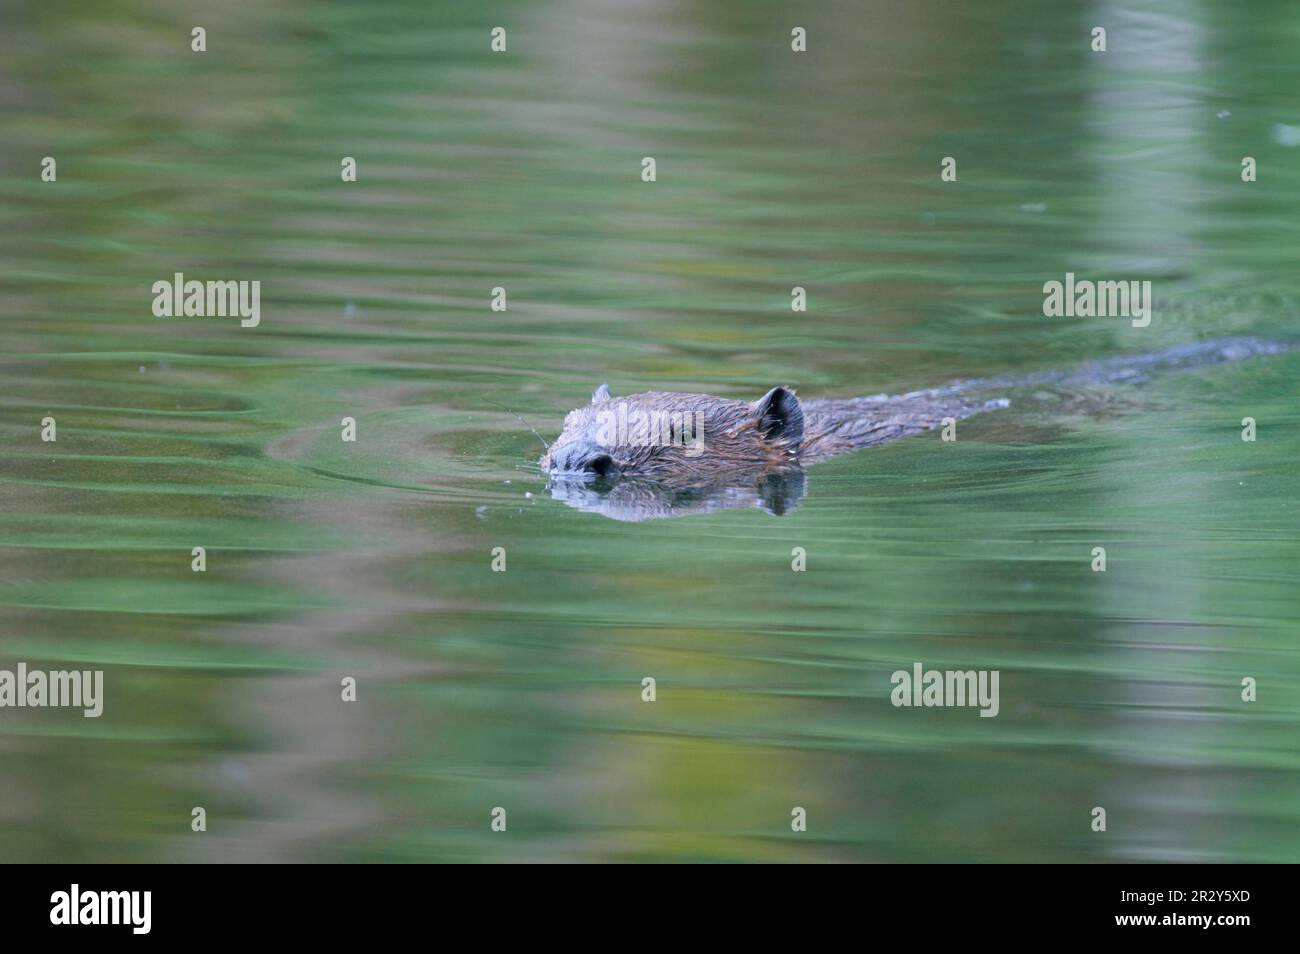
550, 440, 616, 476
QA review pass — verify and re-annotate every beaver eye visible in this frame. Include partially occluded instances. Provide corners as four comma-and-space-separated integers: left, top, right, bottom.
587, 454, 615, 477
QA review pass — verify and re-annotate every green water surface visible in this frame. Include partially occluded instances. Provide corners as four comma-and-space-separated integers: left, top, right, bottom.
1, 0, 1298, 862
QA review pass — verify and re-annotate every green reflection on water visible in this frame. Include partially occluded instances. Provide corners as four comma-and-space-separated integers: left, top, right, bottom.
1, 0, 1298, 861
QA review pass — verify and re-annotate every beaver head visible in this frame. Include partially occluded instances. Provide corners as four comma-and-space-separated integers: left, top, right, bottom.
542, 383, 804, 480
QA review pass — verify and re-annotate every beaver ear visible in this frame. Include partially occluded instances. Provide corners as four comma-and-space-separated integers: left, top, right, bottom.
753, 386, 804, 444
592, 383, 611, 404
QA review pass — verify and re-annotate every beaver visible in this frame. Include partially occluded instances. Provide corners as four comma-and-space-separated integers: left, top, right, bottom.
541, 336, 1289, 520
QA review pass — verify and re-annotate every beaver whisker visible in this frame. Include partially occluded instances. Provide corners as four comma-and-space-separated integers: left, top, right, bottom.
490, 401, 550, 451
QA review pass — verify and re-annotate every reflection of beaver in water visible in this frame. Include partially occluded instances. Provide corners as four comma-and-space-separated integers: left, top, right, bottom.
541, 337, 1288, 520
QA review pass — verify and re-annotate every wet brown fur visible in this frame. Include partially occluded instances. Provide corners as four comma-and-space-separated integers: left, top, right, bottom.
538, 337, 1289, 522
541, 384, 989, 478
541, 337, 1290, 481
